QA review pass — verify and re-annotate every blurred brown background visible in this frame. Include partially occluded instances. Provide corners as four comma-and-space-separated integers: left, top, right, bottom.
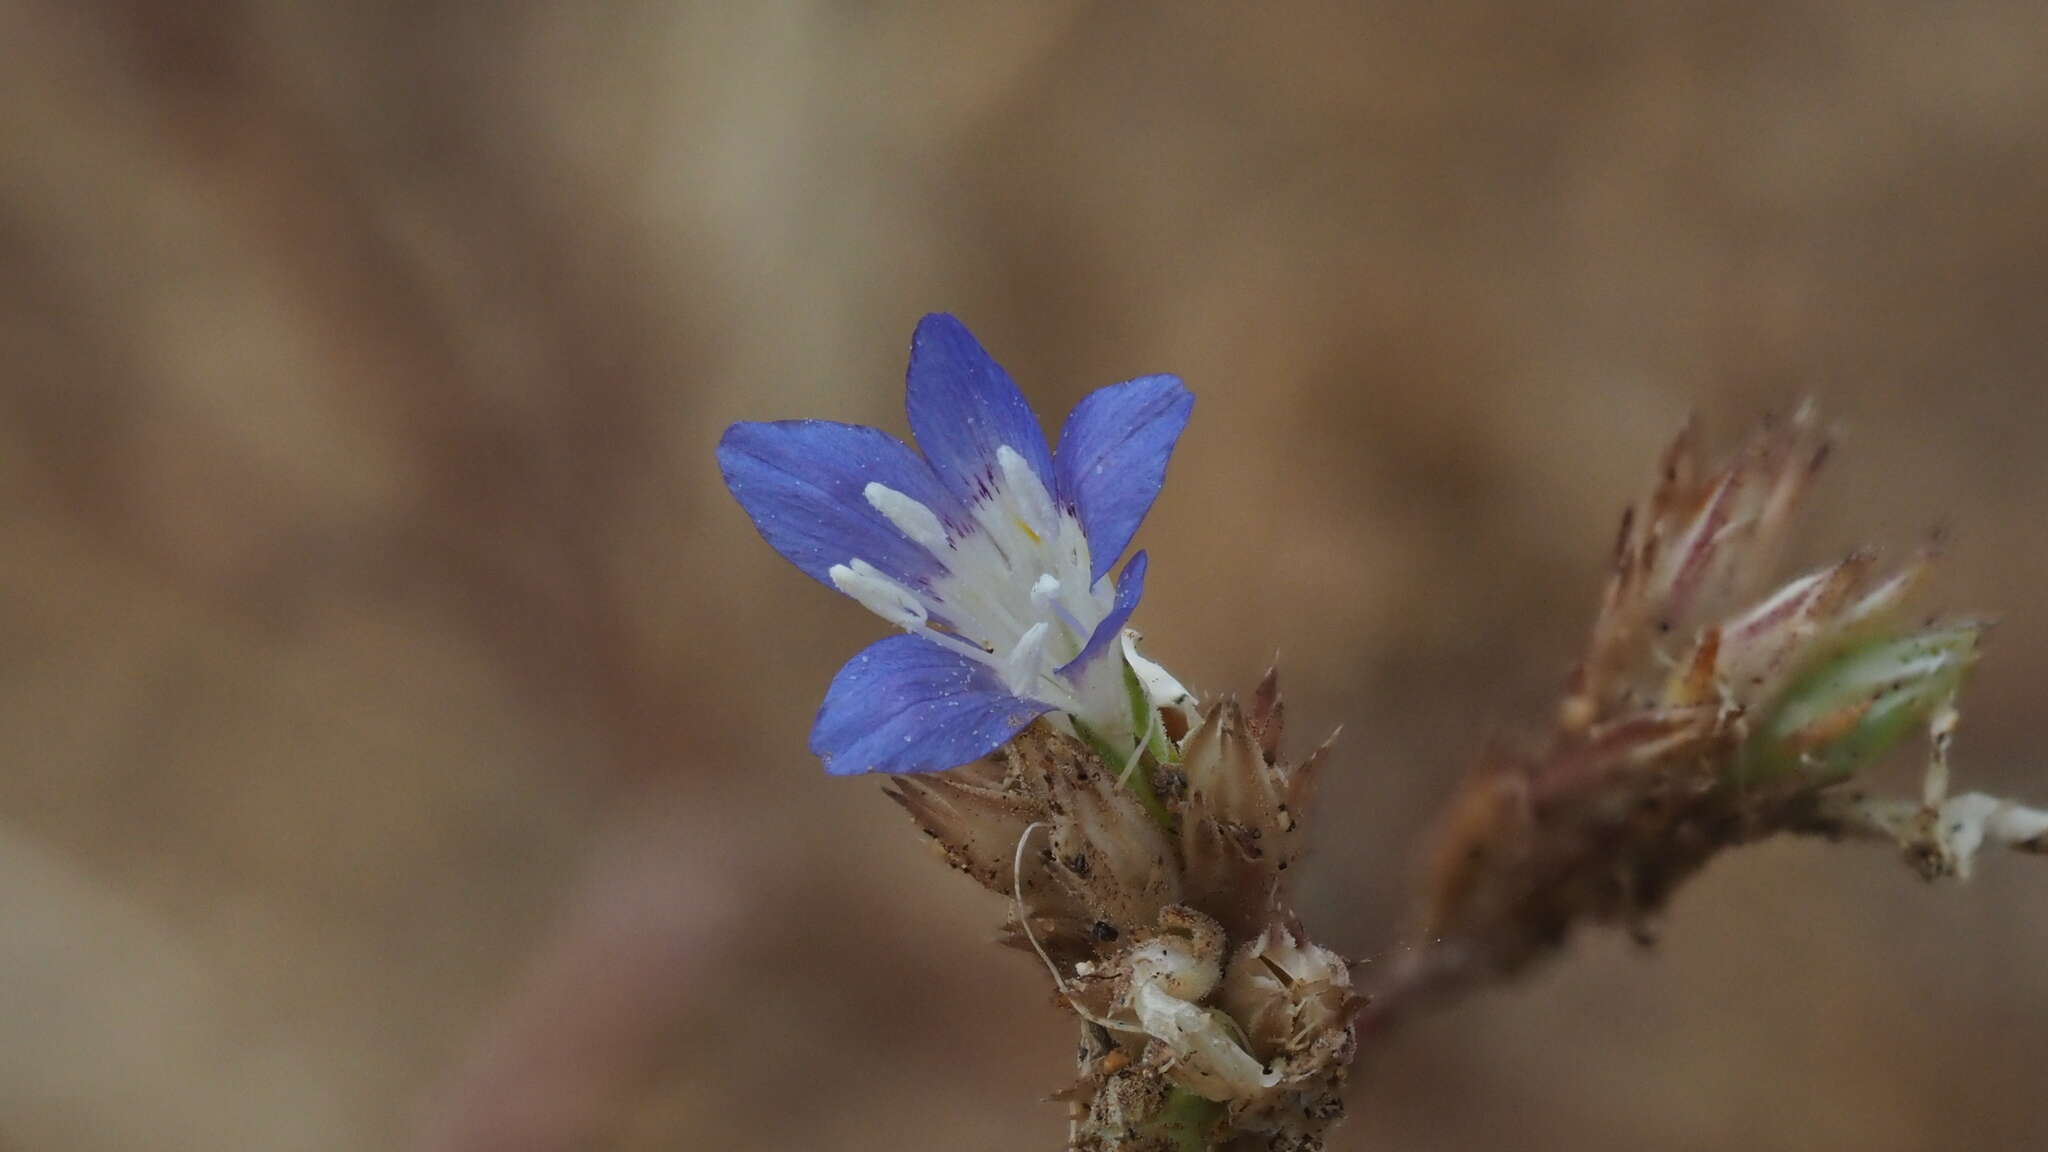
4, 3, 2047, 1150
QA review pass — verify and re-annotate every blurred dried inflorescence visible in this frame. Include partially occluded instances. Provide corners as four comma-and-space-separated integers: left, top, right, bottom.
1378, 407, 2039, 1026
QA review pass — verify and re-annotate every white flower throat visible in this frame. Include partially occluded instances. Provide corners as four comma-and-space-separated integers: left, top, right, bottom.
829, 446, 1114, 714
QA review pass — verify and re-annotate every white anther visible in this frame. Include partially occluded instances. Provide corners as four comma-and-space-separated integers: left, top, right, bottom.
829, 560, 928, 630
864, 482, 950, 553
996, 445, 1060, 538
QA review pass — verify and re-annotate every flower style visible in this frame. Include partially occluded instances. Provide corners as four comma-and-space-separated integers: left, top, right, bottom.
718, 314, 1194, 775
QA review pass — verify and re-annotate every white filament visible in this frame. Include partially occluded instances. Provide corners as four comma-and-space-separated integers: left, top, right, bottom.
1009, 822, 1145, 1036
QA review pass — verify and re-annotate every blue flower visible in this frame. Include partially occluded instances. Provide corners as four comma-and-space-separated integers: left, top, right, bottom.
719, 314, 1195, 775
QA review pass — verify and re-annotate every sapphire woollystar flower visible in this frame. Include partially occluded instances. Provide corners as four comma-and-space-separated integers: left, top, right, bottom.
717, 314, 1194, 775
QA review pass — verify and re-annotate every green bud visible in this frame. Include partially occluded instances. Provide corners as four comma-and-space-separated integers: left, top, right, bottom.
1740, 621, 1984, 787
1145, 1086, 1227, 1152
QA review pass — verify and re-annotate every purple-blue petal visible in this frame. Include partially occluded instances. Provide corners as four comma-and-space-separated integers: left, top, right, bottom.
904, 314, 1057, 506
1053, 375, 1192, 583
810, 635, 1053, 775
717, 420, 963, 589
1059, 551, 1148, 677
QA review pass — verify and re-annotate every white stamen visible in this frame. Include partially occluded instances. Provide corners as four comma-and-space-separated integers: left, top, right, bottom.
1002, 621, 1051, 694
829, 559, 928, 630
996, 445, 1059, 540
864, 482, 950, 554
848, 437, 1193, 738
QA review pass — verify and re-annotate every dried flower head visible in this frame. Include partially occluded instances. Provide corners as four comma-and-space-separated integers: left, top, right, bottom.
888, 672, 1351, 1151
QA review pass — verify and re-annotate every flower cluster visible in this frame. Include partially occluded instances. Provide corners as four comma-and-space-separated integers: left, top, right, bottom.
721, 316, 1357, 1150
717, 320, 2046, 1152
718, 314, 1194, 776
